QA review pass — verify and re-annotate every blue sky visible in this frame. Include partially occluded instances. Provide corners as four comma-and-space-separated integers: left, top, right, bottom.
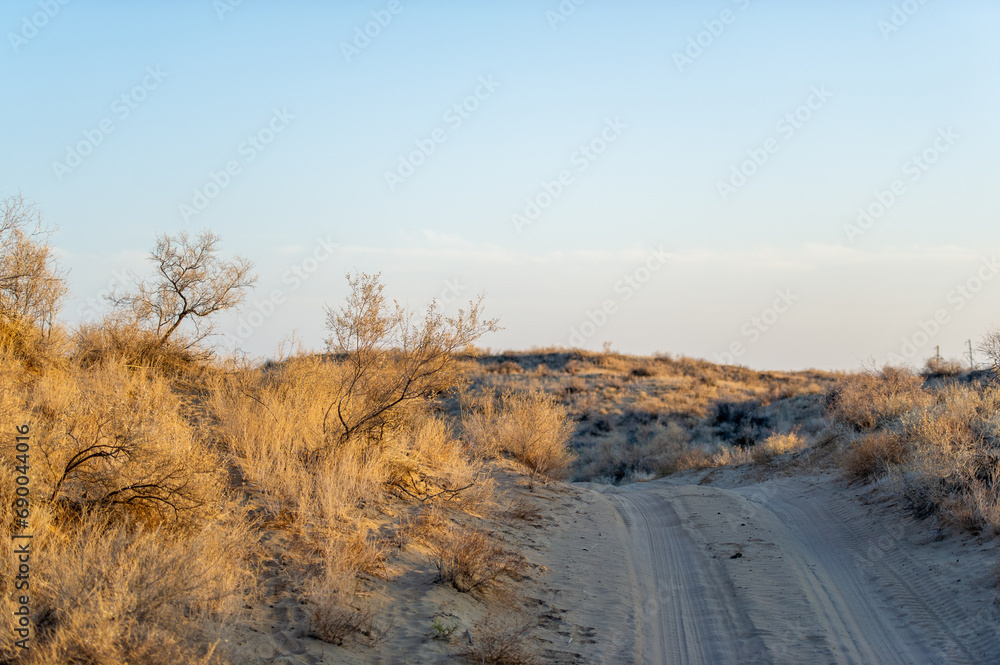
3, 0, 999, 369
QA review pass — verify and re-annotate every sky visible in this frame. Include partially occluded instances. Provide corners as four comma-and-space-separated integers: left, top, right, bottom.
2, 0, 999, 370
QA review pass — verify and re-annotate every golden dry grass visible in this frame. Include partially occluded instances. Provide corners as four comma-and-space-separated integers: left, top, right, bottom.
842, 431, 907, 479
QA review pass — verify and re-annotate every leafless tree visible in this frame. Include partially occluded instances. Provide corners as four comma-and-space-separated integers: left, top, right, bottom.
0, 194, 68, 335
322, 272, 500, 451
110, 231, 257, 348
978, 328, 1000, 374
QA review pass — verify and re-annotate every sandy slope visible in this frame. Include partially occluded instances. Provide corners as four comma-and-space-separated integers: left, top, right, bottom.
584, 473, 1000, 665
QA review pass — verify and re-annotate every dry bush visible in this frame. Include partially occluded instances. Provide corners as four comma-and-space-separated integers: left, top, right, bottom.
208, 357, 378, 519
322, 272, 498, 453
711, 400, 771, 448
306, 533, 385, 645
705, 445, 753, 467
496, 495, 542, 524
752, 431, 804, 464
827, 366, 930, 430
462, 390, 575, 481
842, 431, 906, 479
673, 444, 753, 471
673, 447, 713, 471
386, 415, 493, 511
0, 313, 57, 372
858, 382, 1000, 533
922, 356, 966, 379
209, 357, 490, 527
433, 527, 527, 595
574, 421, 691, 482
464, 611, 541, 665
0, 511, 253, 665
26, 361, 222, 522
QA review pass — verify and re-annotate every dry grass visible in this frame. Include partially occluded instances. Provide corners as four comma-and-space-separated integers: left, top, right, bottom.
462, 390, 576, 482
842, 431, 907, 479
306, 534, 385, 646
73, 317, 208, 376
0, 510, 253, 665
751, 431, 805, 464
0, 290, 556, 661
433, 527, 527, 595
827, 366, 931, 431
27, 360, 222, 522
463, 611, 541, 665
496, 495, 543, 525
828, 366, 1000, 536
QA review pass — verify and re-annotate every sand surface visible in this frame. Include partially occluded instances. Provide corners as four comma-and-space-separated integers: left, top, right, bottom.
588, 472, 1000, 664
236, 470, 1000, 664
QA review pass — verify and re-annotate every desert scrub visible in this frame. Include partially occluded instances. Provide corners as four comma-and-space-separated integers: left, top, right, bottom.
827, 366, 930, 430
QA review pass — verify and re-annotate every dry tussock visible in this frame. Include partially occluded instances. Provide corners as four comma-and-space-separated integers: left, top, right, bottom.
752, 431, 805, 464
433, 526, 527, 595
464, 610, 541, 665
462, 390, 575, 481
306, 533, 386, 646
73, 317, 208, 376
842, 431, 906, 479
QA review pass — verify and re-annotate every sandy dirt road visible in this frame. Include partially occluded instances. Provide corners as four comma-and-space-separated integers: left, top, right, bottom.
590, 475, 1000, 665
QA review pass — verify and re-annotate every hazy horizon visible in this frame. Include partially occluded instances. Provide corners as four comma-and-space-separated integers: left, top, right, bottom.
4, 0, 999, 371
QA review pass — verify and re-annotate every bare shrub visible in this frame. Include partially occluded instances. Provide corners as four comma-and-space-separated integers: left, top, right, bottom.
827, 366, 930, 430
433, 527, 526, 595
462, 390, 575, 481
464, 611, 541, 665
110, 231, 257, 349
842, 431, 906, 479
978, 327, 1000, 374
321, 272, 499, 453
0, 195, 67, 336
